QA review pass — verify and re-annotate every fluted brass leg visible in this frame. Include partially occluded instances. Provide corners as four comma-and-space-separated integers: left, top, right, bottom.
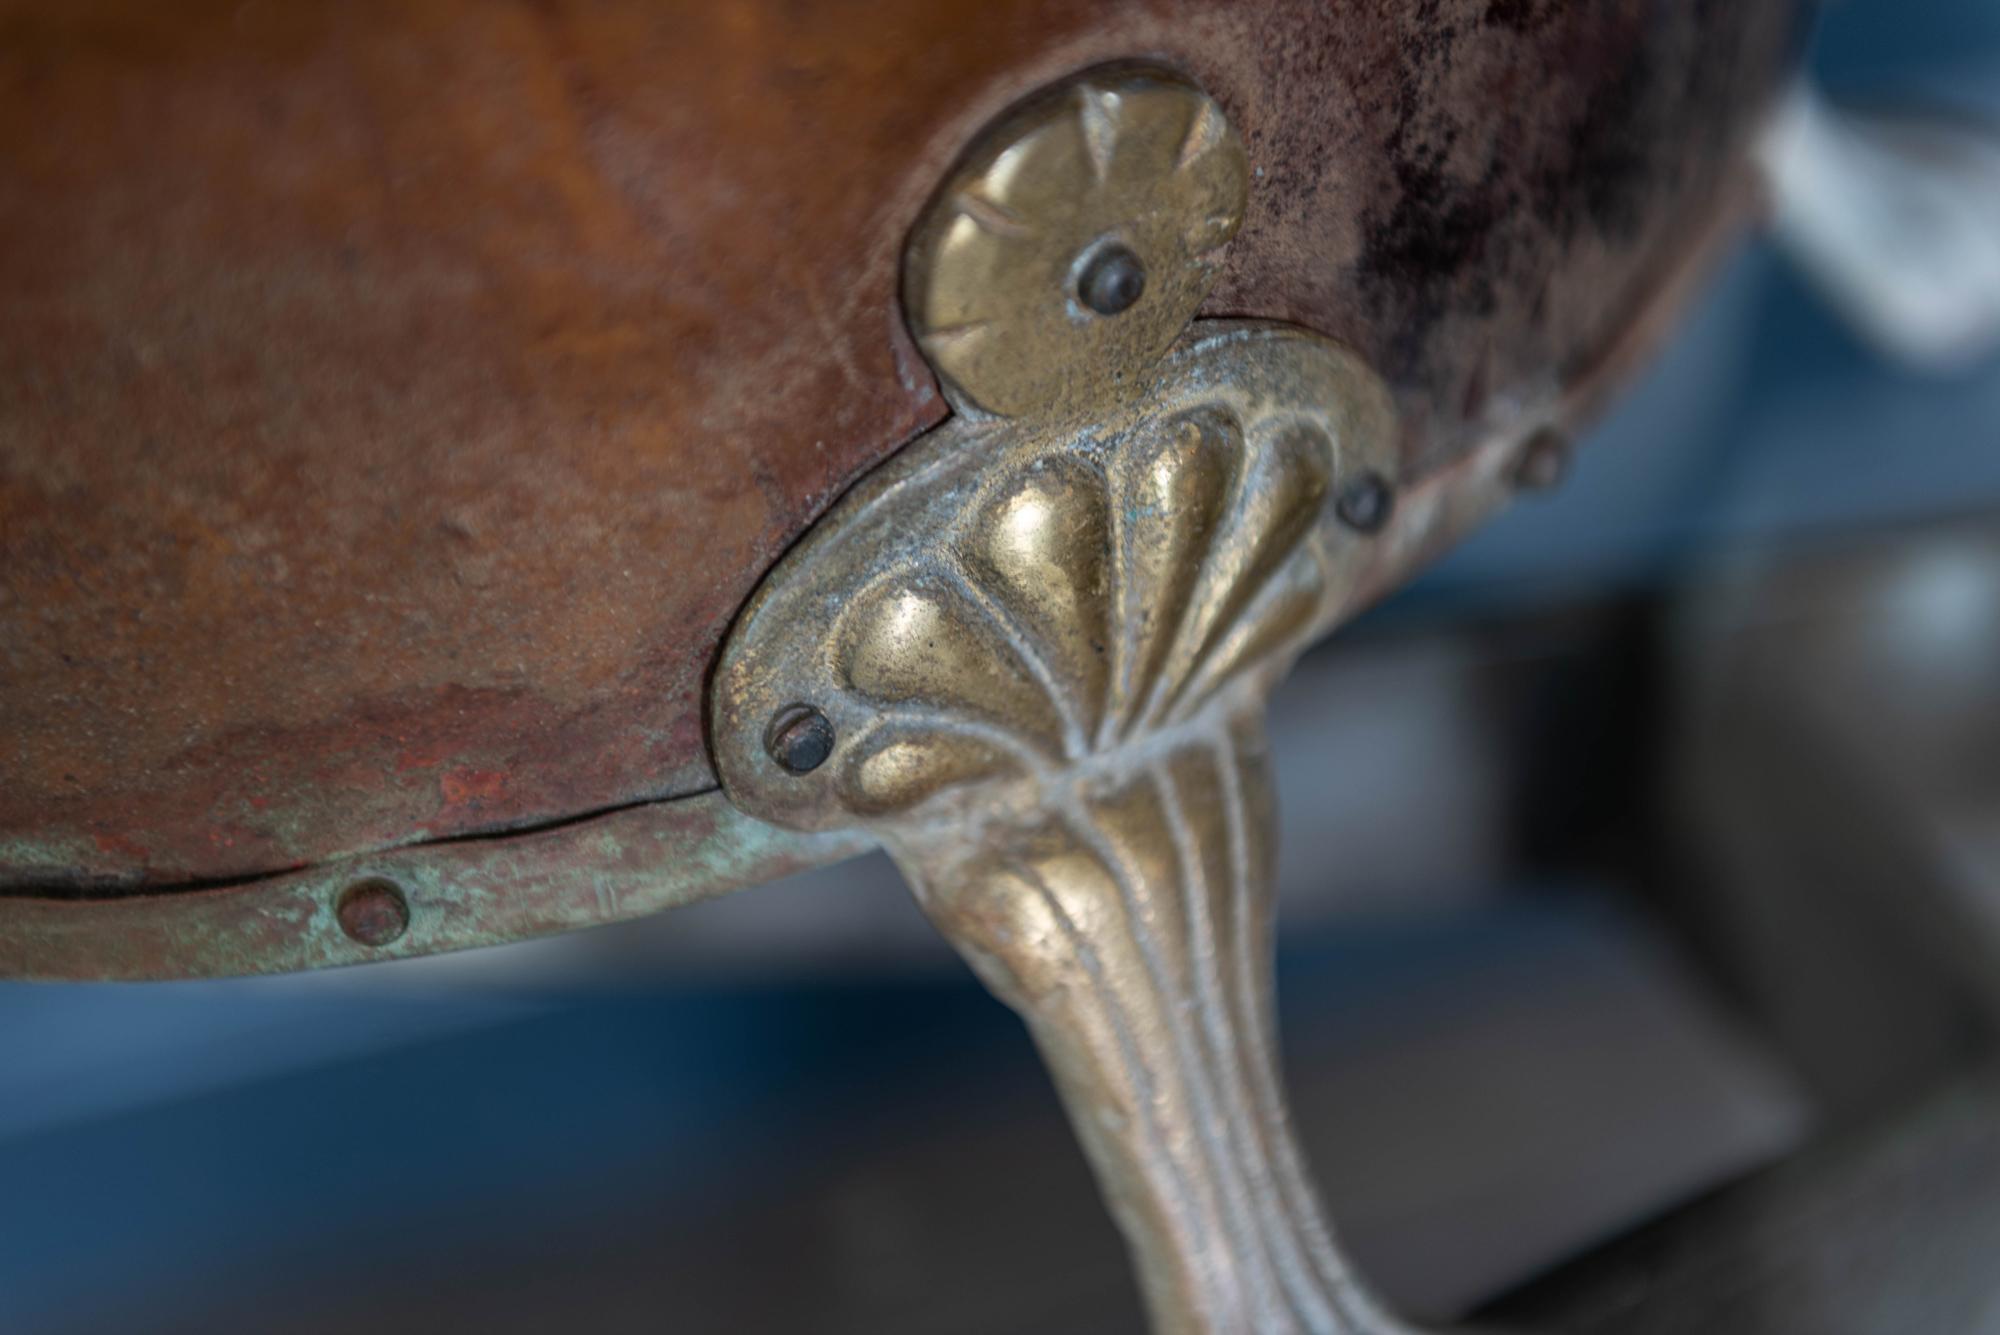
889, 710, 1411, 1334
707, 65, 1435, 1329
710, 321, 1412, 1333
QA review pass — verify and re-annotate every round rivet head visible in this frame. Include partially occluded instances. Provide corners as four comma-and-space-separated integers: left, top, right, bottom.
337, 878, 409, 948
1077, 243, 1147, 316
1513, 427, 1572, 493
1335, 471, 1395, 535
767, 704, 836, 775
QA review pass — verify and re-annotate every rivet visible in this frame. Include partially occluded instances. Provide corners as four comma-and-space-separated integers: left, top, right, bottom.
1513, 427, 1572, 493
336, 878, 409, 948
1335, 471, 1395, 535
767, 704, 836, 775
1076, 243, 1147, 316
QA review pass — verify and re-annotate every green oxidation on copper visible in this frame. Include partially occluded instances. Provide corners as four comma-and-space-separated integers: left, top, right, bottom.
0, 793, 875, 981
0, 833, 106, 878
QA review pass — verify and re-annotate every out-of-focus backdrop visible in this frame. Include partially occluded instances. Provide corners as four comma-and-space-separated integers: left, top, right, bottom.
6, 3, 1999, 1331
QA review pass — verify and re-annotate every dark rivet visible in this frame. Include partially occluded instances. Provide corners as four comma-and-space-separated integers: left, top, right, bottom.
1076, 243, 1147, 316
767, 704, 835, 775
336, 878, 409, 948
1335, 471, 1395, 535
1514, 427, 1572, 493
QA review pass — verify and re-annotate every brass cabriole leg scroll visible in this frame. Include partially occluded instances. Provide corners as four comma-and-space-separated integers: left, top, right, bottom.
711, 68, 1419, 1334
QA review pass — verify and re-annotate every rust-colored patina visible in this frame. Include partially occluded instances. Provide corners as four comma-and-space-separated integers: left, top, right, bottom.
1, 1, 1805, 970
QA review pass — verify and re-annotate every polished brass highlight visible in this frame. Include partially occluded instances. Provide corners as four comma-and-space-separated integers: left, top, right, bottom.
712, 322, 1417, 1334
903, 68, 1249, 421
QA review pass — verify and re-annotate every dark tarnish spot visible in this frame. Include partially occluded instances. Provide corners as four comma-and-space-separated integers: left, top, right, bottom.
1353, 1, 1740, 392
1358, 10, 1514, 381
1366, 154, 1510, 381
1483, 0, 1554, 33
1544, 49, 1665, 245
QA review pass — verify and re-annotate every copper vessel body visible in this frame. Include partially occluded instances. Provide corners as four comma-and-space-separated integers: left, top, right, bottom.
2, 1, 1801, 922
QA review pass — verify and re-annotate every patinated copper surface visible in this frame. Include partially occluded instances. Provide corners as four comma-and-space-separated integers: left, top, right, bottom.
0, 790, 869, 980
2, 3, 1802, 916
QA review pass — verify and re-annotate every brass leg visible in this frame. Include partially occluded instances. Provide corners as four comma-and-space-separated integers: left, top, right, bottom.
712, 67, 1442, 1327
710, 322, 1414, 1332
890, 710, 1411, 1334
